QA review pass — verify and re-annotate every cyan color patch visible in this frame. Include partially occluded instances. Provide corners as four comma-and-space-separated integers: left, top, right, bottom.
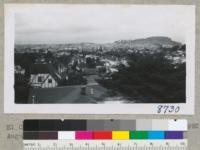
148, 131, 165, 139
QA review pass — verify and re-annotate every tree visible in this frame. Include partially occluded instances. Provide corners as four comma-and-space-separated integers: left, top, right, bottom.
86, 57, 96, 68
98, 50, 186, 103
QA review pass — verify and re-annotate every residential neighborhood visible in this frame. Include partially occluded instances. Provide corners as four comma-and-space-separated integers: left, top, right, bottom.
14, 37, 186, 103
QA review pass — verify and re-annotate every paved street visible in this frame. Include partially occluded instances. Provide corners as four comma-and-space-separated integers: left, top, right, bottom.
85, 75, 99, 86
28, 75, 110, 103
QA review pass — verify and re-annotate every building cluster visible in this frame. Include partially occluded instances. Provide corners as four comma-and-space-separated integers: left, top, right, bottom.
15, 42, 184, 89
15, 47, 129, 89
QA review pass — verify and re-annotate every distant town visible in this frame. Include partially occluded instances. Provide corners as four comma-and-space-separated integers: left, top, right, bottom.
14, 37, 186, 104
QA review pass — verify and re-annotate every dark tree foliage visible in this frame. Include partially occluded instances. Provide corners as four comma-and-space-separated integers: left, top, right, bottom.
98, 51, 186, 103
57, 55, 72, 65
14, 74, 30, 103
86, 57, 96, 68
15, 53, 39, 78
60, 73, 87, 86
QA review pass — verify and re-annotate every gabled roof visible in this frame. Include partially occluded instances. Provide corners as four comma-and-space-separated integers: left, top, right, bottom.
30, 63, 62, 82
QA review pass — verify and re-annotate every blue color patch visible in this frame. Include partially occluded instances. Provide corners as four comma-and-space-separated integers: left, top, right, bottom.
148, 131, 165, 139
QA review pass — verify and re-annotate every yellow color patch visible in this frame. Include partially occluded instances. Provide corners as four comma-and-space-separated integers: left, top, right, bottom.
112, 131, 130, 140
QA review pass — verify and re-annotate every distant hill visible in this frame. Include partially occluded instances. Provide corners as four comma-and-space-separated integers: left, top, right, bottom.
15, 36, 183, 52
114, 36, 181, 50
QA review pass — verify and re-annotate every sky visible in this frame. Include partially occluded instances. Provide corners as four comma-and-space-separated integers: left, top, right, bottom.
14, 5, 193, 44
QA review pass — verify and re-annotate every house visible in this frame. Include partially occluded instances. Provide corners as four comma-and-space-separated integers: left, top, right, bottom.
29, 64, 63, 88
55, 50, 71, 57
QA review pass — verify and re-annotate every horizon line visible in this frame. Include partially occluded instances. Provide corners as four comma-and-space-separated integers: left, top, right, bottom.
14, 36, 184, 45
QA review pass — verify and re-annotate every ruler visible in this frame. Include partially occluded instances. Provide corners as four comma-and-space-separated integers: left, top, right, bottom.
24, 140, 187, 150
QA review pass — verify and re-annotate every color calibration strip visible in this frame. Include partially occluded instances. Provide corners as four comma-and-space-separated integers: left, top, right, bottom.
24, 131, 184, 140
23, 119, 187, 140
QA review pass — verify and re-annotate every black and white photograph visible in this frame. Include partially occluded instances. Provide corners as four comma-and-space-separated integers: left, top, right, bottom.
4, 4, 195, 113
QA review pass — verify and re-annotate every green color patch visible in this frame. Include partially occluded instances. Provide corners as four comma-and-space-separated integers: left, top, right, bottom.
130, 131, 148, 139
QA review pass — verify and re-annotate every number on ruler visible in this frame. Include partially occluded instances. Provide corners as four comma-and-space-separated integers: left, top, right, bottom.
23, 140, 187, 150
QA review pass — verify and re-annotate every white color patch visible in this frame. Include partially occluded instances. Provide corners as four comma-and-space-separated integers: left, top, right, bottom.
58, 131, 75, 140
168, 120, 188, 131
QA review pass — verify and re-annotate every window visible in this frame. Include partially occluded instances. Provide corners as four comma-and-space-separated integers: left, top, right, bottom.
38, 76, 43, 82
48, 79, 52, 83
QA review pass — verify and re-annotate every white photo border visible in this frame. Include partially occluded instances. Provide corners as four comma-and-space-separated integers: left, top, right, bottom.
4, 4, 195, 114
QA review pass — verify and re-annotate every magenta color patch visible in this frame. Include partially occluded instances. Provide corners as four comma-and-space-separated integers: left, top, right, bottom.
75, 131, 93, 139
